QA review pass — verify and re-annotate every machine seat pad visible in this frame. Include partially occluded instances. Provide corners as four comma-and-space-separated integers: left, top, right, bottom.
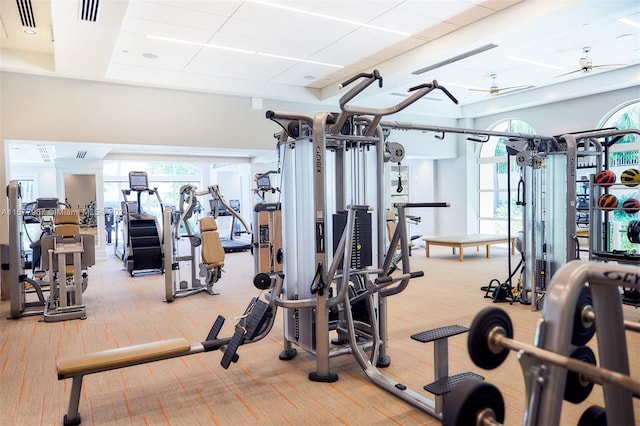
204, 261, 224, 269
57, 338, 190, 378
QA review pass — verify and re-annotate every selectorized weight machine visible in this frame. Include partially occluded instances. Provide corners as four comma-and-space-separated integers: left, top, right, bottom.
264, 70, 482, 419
6, 181, 94, 322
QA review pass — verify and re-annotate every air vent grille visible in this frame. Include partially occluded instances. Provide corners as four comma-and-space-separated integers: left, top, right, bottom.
16, 0, 36, 28
412, 43, 499, 75
76, 150, 88, 159
36, 144, 51, 163
80, 0, 100, 22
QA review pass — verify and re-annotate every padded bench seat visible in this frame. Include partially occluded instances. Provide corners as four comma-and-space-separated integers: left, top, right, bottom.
57, 337, 192, 426
57, 337, 191, 378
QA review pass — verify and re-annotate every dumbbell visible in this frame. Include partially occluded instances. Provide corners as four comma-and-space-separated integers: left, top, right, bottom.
467, 307, 640, 397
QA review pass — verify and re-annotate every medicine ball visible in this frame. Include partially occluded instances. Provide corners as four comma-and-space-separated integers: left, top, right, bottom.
598, 193, 618, 211
621, 168, 640, 187
623, 199, 640, 214
594, 170, 616, 187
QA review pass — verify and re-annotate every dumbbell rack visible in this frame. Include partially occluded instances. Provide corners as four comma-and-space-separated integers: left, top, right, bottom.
411, 324, 483, 416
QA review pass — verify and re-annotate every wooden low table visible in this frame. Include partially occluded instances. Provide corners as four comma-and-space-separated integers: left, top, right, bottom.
423, 234, 515, 262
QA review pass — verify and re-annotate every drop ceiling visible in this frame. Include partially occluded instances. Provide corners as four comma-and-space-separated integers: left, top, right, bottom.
1, 0, 639, 163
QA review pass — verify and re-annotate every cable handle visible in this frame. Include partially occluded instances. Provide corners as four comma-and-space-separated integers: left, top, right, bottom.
338, 69, 383, 89
408, 80, 459, 105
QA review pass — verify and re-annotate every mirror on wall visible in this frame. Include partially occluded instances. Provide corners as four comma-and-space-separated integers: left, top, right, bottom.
63, 173, 98, 242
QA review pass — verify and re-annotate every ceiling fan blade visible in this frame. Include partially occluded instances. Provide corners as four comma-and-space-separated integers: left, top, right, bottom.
496, 85, 529, 92
591, 63, 626, 69
554, 68, 583, 77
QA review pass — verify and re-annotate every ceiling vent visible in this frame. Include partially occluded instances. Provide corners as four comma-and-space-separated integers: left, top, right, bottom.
80, 0, 100, 22
36, 144, 52, 163
76, 150, 87, 159
16, 0, 36, 28
412, 43, 499, 75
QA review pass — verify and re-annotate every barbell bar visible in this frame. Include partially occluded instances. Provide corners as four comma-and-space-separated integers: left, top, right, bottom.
469, 307, 640, 397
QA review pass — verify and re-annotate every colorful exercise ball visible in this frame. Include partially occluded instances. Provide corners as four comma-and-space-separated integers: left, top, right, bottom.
620, 168, 640, 187
623, 199, 640, 214
594, 170, 616, 187
598, 193, 618, 211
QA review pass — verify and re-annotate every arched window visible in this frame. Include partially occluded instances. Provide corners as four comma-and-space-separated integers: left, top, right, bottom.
478, 119, 536, 234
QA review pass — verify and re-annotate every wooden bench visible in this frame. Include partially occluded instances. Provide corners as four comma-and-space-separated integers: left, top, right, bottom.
422, 234, 515, 262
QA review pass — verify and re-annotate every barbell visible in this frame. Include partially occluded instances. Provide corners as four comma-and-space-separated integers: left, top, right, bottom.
467, 307, 640, 397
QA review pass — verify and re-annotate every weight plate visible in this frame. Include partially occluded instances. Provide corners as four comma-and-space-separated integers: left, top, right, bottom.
577, 405, 607, 426
564, 346, 596, 404
572, 286, 596, 346
468, 307, 513, 370
442, 379, 505, 426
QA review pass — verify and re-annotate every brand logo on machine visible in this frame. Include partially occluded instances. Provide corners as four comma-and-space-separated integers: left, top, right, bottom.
602, 270, 640, 285
315, 145, 322, 173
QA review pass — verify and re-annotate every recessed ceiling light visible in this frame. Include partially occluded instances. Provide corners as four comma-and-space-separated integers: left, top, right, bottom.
619, 17, 640, 29
147, 35, 343, 68
304, 75, 316, 80
142, 53, 158, 59
251, 0, 411, 37
23, 29, 36, 35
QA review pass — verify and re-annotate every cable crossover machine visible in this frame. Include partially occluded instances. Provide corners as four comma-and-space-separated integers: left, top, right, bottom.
54, 70, 640, 425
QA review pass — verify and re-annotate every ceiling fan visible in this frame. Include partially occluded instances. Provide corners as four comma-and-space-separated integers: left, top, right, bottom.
469, 74, 530, 96
555, 47, 626, 77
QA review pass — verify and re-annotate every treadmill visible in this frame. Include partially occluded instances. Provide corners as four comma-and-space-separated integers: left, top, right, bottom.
211, 199, 252, 253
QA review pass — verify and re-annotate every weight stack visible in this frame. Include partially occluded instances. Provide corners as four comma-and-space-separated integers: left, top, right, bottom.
332, 210, 372, 270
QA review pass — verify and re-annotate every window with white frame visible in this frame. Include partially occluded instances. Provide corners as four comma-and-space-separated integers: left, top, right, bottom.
103, 160, 202, 217
478, 119, 536, 235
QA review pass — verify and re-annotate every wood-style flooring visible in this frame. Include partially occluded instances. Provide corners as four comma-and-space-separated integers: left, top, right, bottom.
1, 245, 639, 425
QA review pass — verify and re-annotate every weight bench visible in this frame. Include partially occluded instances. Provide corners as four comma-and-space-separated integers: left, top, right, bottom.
56, 298, 274, 425
57, 337, 193, 425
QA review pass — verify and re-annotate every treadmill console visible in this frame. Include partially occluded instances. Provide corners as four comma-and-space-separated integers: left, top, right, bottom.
129, 171, 149, 191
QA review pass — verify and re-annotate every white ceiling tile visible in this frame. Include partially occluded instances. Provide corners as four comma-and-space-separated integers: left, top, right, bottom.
184, 48, 296, 81
310, 27, 408, 64
231, 2, 357, 38
119, 16, 216, 42
111, 31, 200, 71
214, 17, 336, 56
124, 1, 229, 32
153, 0, 244, 16
368, 8, 442, 36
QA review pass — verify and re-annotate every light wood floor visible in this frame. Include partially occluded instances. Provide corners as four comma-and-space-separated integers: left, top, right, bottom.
1, 245, 639, 425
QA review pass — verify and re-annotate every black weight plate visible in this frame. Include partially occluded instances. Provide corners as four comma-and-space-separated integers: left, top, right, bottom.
253, 272, 272, 290
468, 307, 513, 370
442, 379, 505, 426
577, 405, 607, 426
572, 286, 596, 346
564, 346, 596, 404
